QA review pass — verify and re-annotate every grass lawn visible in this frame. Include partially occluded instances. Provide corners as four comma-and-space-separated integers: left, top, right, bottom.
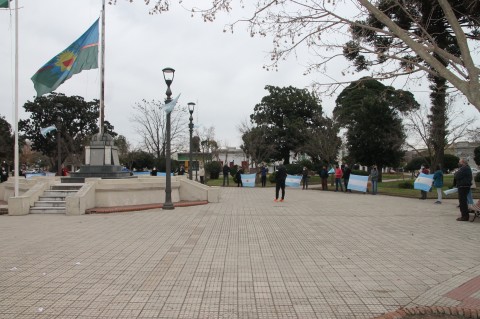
206, 174, 479, 200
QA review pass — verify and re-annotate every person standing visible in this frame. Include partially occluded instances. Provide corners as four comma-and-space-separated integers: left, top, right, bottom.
319, 166, 329, 190
274, 163, 287, 202
334, 165, 343, 192
260, 165, 268, 187
432, 165, 443, 204
150, 167, 158, 176
222, 164, 230, 186
343, 164, 352, 192
178, 165, 185, 175
419, 165, 430, 199
467, 172, 476, 208
0, 166, 8, 183
235, 167, 243, 187
198, 164, 205, 184
370, 165, 379, 195
454, 158, 472, 221
302, 166, 309, 190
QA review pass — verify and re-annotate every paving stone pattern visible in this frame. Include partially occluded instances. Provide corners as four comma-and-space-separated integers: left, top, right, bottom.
0, 187, 479, 318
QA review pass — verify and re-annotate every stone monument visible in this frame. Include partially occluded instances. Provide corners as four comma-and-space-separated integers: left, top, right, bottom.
67, 133, 132, 182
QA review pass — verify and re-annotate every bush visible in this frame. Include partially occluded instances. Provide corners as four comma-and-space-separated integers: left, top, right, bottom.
269, 171, 277, 184
205, 161, 222, 179
398, 181, 414, 189
285, 163, 303, 175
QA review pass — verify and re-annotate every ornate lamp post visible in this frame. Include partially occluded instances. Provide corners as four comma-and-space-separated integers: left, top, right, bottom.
187, 102, 195, 180
162, 67, 175, 210
56, 103, 63, 177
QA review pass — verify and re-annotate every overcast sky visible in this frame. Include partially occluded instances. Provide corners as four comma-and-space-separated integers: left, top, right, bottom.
1, 0, 478, 150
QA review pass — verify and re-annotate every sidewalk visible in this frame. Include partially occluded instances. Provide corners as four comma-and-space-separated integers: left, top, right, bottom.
0, 187, 478, 318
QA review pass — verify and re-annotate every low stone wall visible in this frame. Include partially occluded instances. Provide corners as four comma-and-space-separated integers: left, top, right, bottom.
6, 175, 216, 216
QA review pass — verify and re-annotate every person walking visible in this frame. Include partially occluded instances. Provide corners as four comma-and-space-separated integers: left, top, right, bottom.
319, 166, 329, 190
334, 165, 343, 192
222, 164, 230, 186
343, 164, 352, 192
454, 158, 472, 221
419, 165, 430, 200
301, 166, 309, 190
260, 165, 268, 187
370, 165, 379, 195
432, 165, 443, 204
274, 163, 287, 202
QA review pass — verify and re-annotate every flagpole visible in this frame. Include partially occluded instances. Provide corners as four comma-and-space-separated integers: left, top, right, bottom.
14, 0, 19, 197
99, 0, 105, 135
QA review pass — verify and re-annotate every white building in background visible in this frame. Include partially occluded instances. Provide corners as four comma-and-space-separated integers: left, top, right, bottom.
217, 147, 248, 168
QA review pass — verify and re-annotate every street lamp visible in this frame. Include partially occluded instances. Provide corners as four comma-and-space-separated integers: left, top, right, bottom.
56, 103, 63, 177
162, 67, 175, 210
188, 102, 195, 180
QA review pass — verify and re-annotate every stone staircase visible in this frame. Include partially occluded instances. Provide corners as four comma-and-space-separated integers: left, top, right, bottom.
30, 184, 83, 214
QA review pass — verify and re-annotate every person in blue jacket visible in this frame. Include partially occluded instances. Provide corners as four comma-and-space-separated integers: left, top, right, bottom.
432, 165, 443, 204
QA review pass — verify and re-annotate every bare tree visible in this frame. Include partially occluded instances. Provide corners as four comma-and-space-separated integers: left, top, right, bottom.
238, 119, 276, 168
111, 0, 480, 111
405, 101, 479, 162
131, 99, 188, 158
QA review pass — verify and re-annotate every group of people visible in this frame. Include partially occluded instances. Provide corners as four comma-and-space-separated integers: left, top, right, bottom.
318, 163, 379, 195
419, 159, 477, 222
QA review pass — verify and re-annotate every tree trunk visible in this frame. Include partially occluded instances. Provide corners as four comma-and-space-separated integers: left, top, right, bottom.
429, 76, 447, 171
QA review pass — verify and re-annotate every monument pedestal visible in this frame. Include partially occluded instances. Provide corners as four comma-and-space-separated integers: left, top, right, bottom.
67, 133, 133, 182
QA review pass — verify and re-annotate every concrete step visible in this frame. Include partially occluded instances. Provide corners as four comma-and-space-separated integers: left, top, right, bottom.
43, 190, 78, 197
30, 207, 66, 214
39, 195, 67, 201
34, 201, 66, 208
51, 184, 83, 191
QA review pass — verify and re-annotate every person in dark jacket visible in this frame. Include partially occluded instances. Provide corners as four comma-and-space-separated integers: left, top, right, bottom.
150, 167, 158, 176
343, 164, 352, 192
235, 167, 243, 187
319, 166, 329, 190
260, 165, 268, 187
222, 164, 230, 186
301, 166, 309, 190
274, 163, 287, 202
454, 158, 473, 221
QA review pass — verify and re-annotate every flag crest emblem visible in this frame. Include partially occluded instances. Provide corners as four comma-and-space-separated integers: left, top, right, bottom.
31, 19, 99, 96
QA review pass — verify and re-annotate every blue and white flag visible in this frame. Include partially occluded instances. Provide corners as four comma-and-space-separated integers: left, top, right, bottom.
328, 168, 335, 174
285, 174, 302, 187
40, 125, 57, 137
164, 94, 181, 114
414, 173, 434, 192
347, 174, 369, 192
241, 173, 256, 187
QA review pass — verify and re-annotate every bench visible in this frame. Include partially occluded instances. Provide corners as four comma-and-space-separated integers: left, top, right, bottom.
470, 200, 480, 222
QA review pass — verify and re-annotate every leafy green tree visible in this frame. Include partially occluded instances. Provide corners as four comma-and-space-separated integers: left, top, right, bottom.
0, 115, 14, 164
19, 93, 116, 171
343, 0, 478, 171
474, 146, 480, 167
240, 126, 275, 167
250, 85, 324, 164
334, 78, 419, 180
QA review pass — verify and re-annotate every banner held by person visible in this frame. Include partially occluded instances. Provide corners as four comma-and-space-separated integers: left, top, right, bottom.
414, 173, 434, 192
285, 175, 302, 187
31, 19, 99, 96
241, 173, 256, 187
347, 174, 369, 192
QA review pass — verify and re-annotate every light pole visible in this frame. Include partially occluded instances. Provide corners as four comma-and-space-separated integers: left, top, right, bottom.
162, 67, 175, 210
56, 103, 62, 177
188, 102, 195, 180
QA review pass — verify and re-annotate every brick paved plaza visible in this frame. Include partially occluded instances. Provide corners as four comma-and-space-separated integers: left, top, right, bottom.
1, 187, 479, 318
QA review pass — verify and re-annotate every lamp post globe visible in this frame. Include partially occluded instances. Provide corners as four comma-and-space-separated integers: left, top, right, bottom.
162, 67, 175, 210
187, 102, 195, 180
